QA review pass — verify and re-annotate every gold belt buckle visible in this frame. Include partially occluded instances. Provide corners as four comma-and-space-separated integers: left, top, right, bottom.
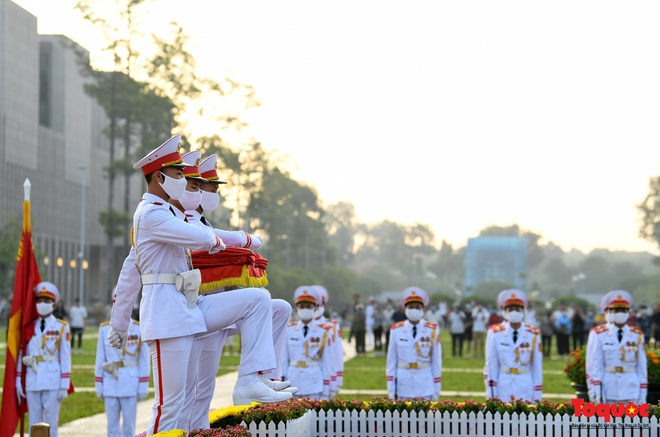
614, 366, 624, 373
35, 356, 44, 363
298, 361, 307, 368
510, 368, 519, 375
409, 363, 419, 369
115, 361, 125, 368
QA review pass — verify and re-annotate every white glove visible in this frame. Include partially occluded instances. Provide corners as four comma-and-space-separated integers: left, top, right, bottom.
208, 237, 226, 254
15, 382, 26, 403
247, 234, 264, 250
137, 392, 147, 401
58, 389, 68, 401
108, 327, 128, 349
588, 387, 602, 404
96, 392, 104, 401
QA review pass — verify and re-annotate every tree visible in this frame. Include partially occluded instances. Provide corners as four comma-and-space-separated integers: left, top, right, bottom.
324, 201, 357, 267
638, 175, 660, 254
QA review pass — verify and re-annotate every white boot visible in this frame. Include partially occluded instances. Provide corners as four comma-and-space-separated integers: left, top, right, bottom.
232, 380, 293, 405
258, 374, 291, 391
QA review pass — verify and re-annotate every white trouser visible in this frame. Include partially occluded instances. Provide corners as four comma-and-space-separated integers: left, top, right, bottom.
105, 396, 137, 437
147, 336, 194, 435
27, 390, 61, 437
293, 392, 324, 400
195, 287, 275, 375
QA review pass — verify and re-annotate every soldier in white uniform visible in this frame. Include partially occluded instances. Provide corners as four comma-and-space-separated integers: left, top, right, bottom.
281, 286, 333, 400
96, 318, 150, 437
108, 136, 288, 435
312, 285, 344, 398
483, 289, 543, 402
586, 290, 647, 404
176, 152, 293, 431
386, 287, 442, 401
15, 282, 71, 437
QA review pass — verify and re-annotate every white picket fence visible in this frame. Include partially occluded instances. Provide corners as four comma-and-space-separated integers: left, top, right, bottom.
242, 409, 660, 437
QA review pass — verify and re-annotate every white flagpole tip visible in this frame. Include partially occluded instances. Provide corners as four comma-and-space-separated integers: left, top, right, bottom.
24, 178, 31, 201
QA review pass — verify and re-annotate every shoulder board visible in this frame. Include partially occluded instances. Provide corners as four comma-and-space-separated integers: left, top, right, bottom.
490, 323, 505, 333
424, 321, 437, 329
100, 321, 110, 327
318, 323, 333, 331
288, 321, 297, 327
392, 321, 405, 329
328, 319, 339, 325
56, 318, 69, 326
592, 324, 608, 334
133, 320, 140, 325
630, 326, 643, 335
525, 325, 539, 335
185, 213, 193, 218
151, 201, 163, 205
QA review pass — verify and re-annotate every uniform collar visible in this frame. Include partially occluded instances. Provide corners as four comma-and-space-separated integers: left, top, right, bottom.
142, 192, 168, 205
187, 210, 203, 221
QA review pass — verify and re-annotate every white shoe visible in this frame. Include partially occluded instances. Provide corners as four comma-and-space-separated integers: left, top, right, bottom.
258, 375, 291, 391
232, 380, 293, 405
281, 386, 299, 394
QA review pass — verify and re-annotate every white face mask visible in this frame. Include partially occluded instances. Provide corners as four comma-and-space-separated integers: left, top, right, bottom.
36, 302, 54, 317
612, 312, 629, 325
179, 189, 201, 211
297, 308, 314, 321
159, 172, 187, 200
200, 191, 220, 212
314, 305, 325, 319
405, 308, 424, 323
505, 310, 524, 324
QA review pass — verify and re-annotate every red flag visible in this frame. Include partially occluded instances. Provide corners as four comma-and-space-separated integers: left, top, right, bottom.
1, 180, 41, 437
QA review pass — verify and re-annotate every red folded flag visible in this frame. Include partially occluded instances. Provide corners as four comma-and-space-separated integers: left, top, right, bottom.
191, 247, 268, 292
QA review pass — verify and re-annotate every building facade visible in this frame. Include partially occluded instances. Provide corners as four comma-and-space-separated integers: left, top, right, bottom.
464, 236, 527, 294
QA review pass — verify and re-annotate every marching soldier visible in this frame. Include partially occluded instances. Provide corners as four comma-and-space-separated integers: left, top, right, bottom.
484, 289, 542, 402
312, 285, 343, 398
281, 286, 333, 400
586, 290, 647, 404
95, 318, 150, 437
386, 286, 442, 401
15, 282, 71, 437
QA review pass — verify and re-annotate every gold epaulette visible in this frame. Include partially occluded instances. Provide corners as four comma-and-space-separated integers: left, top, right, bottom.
630, 326, 643, 335
392, 321, 405, 330
525, 325, 539, 335
318, 323, 333, 331
592, 324, 608, 334
424, 321, 438, 330
490, 323, 505, 333
288, 321, 297, 327
56, 318, 69, 326
100, 321, 110, 327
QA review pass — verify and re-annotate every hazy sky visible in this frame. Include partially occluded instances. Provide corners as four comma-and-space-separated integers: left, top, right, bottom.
14, 0, 660, 254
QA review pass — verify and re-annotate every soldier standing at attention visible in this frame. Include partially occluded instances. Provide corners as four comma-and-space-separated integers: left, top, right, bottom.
96, 317, 150, 437
586, 290, 647, 404
386, 287, 442, 401
484, 289, 542, 402
15, 282, 71, 437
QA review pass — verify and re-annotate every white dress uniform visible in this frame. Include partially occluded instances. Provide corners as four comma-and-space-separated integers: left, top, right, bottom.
313, 285, 345, 398
16, 282, 71, 437
586, 290, 648, 404
386, 287, 442, 401
281, 320, 333, 399
96, 320, 151, 437
483, 321, 542, 402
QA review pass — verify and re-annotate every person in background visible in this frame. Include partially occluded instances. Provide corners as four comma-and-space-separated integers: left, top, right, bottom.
365, 297, 377, 349
583, 307, 595, 344
471, 304, 489, 358
463, 303, 474, 356
586, 290, 647, 404
349, 304, 366, 355
382, 300, 395, 352
69, 298, 88, 354
524, 302, 538, 327
540, 310, 554, 357
95, 318, 150, 437
650, 302, 660, 344
447, 305, 465, 357
571, 304, 586, 351
438, 300, 449, 330
638, 304, 652, 340
16, 282, 71, 437
487, 305, 502, 327
372, 303, 384, 354
53, 299, 68, 321
386, 286, 441, 401
553, 304, 571, 356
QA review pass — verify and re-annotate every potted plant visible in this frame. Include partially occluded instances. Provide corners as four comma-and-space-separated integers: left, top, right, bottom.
564, 346, 588, 400
647, 345, 660, 405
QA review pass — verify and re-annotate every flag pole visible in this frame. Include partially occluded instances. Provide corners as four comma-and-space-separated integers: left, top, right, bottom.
19, 179, 30, 437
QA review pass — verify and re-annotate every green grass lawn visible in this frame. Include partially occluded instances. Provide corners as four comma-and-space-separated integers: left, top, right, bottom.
1, 326, 579, 431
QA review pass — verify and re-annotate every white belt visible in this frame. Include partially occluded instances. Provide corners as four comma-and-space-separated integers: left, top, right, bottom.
35, 355, 58, 363
501, 367, 530, 374
141, 274, 177, 285
605, 366, 636, 373
398, 362, 430, 369
115, 360, 138, 368
290, 360, 319, 368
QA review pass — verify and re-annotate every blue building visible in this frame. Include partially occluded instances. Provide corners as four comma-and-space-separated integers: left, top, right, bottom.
464, 237, 527, 294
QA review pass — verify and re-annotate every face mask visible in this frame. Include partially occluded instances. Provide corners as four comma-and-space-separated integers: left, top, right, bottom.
159, 172, 187, 200
36, 302, 54, 316
200, 191, 220, 212
505, 310, 524, 324
179, 189, 201, 211
297, 308, 314, 321
405, 308, 424, 322
605, 312, 613, 323
612, 312, 629, 325
314, 305, 325, 319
